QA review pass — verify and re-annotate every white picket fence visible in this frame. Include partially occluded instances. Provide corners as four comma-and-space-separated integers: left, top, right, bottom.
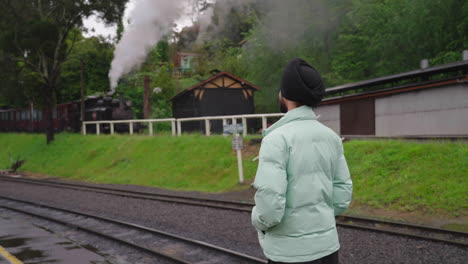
82, 113, 285, 136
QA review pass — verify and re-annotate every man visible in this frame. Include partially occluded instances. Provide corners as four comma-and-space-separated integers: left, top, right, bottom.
251, 58, 353, 264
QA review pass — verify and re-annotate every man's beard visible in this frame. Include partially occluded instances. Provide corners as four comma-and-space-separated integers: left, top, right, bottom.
279, 98, 287, 113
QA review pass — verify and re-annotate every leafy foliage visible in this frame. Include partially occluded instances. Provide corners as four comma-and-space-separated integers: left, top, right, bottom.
0, 0, 127, 143
60, 33, 114, 102
184, 0, 467, 112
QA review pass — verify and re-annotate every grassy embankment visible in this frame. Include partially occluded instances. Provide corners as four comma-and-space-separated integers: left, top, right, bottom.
0, 133, 466, 215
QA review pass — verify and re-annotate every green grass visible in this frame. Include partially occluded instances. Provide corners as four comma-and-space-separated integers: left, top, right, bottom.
344, 140, 467, 214
0, 134, 466, 214
0, 133, 258, 192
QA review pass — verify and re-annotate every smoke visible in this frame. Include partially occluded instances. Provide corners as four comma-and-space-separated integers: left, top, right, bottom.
196, 0, 343, 51
195, 0, 255, 45
108, 0, 187, 91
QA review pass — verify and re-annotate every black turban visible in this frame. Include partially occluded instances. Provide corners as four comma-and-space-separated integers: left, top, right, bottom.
280, 58, 325, 107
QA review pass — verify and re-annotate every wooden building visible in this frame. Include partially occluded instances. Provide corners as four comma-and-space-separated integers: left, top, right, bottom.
170, 71, 260, 133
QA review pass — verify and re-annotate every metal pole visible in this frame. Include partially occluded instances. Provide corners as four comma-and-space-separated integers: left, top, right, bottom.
262, 116, 267, 132
129, 122, 134, 135
171, 121, 176, 136
96, 123, 100, 135
242, 117, 247, 137
110, 123, 114, 135
205, 119, 211, 136
149, 122, 153, 136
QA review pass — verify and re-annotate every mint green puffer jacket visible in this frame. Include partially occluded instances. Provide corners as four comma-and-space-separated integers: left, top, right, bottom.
251, 106, 352, 263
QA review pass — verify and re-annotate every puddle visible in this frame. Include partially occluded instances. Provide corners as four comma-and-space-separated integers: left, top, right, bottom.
0, 215, 113, 263
0, 237, 30, 248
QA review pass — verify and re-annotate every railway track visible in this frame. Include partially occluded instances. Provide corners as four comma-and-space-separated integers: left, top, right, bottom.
0, 195, 267, 264
0, 175, 466, 248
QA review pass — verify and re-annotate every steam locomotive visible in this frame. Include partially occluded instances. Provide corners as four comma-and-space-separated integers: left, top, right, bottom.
0, 94, 140, 134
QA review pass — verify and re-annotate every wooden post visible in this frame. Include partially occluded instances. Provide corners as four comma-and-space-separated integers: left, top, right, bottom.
262, 116, 267, 132
80, 59, 86, 127
30, 102, 34, 132
82, 123, 86, 135
110, 123, 114, 135
149, 122, 153, 136
143, 76, 152, 119
205, 119, 211, 136
129, 122, 134, 135
242, 117, 247, 137
96, 123, 100, 135
222, 118, 227, 137
177, 121, 182, 136
171, 121, 176, 136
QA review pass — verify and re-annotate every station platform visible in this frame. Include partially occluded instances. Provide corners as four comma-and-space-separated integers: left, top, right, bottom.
0, 216, 110, 264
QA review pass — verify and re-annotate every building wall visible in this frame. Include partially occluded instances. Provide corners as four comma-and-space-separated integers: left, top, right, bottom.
314, 104, 340, 134
315, 82, 468, 136
375, 84, 468, 136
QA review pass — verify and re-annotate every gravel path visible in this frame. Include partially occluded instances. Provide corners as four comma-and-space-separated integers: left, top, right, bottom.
0, 180, 466, 264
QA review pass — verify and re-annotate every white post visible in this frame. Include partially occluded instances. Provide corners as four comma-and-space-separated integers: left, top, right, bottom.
171, 121, 176, 136
236, 134, 244, 184
96, 124, 100, 135
177, 120, 182, 136
82, 123, 86, 135
237, 150, 244, 184
110, 123, 114, 135
205, 119, 211, 136
242, 117, 247, 137
149, 122, 153, 136
129, 122, 134, 135
232, 118, 237, 126
222, 119, 227, 137
262, 116, 267, 132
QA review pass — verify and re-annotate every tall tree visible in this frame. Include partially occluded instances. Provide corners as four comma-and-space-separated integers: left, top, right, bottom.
0, 0, 127, 143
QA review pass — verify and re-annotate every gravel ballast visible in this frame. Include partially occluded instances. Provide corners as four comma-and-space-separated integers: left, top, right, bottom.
0, 180, 466, 264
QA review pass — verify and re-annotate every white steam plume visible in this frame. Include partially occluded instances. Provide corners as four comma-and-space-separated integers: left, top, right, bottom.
109, 0, 187, 91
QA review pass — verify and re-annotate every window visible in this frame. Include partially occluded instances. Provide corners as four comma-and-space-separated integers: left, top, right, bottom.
38, 111, 42, 121
16, 112, 20, 120
53, 108, 57, 119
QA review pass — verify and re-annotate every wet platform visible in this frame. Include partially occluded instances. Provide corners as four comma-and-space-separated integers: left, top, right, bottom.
0, 215, 111, 264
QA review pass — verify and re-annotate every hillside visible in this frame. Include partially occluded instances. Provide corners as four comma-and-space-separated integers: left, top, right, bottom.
1, 133, 466, 216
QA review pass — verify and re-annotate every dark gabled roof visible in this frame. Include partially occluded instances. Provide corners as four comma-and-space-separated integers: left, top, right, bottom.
325, 60, 468, 95
170, 71, 261, 101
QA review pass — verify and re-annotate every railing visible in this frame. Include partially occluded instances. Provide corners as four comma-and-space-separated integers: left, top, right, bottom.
82, 113, 286, 136
82, 119, 177, 136
176, 113, 285, 136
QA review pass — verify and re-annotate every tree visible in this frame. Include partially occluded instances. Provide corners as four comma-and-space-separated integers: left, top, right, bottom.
60, 33, 114, 103
0, 0, 127, 144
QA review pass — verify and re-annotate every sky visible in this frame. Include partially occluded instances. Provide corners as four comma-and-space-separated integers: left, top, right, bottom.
83, 0, 193, 39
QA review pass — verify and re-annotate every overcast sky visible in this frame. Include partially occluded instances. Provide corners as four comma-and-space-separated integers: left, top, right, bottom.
83, 0, 193, 39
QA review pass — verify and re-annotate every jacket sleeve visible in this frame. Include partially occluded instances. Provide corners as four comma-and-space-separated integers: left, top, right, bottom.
333, 143, 353, 216
251, 136, 288, 232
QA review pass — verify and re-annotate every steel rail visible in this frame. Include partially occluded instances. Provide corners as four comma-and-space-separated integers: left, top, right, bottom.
0, 195, 267, 264
0, 200, 190, 264
0, 175, 466, 247
0, 175, 252, 212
